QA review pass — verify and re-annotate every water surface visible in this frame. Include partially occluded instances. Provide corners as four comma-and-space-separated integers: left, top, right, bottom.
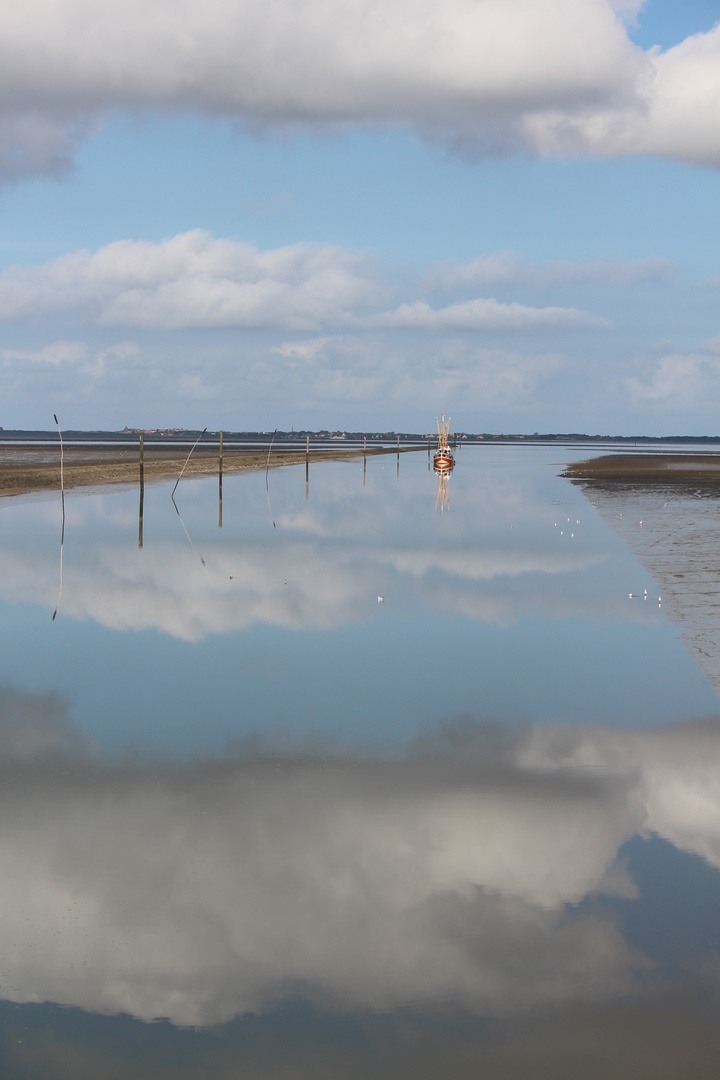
0, 445, 719, 1076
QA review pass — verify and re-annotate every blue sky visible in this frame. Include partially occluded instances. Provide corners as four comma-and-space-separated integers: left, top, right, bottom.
0, 0, 719, 434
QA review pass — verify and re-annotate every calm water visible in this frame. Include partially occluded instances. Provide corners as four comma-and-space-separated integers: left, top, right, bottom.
0, 445, 719, 1077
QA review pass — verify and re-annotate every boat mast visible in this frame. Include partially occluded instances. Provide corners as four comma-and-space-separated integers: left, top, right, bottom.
436, 414, 451, 451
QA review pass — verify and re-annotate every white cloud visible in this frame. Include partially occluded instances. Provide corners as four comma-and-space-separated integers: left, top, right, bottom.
271, 335, 340, 360
0, 1, 717, 177
626, 352, 720, 405
0, 230, 611, 333
0, 339, 87, 365
426, 255, 672, 292
253, 337, 571, 418
702, 333, 720, 354
0, 230, 382, 330
522, 25, 720, 166
376, 298, 608, 331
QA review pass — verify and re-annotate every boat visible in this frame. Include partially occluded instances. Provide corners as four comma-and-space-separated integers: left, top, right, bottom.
433, 415, 454, 473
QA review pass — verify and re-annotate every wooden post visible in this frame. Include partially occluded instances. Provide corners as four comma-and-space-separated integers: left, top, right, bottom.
306, 434, 309, 499
218, 429, 223, 528
138, 432, 144, 548
397, 434, 400, 478
363, 435, 366, 486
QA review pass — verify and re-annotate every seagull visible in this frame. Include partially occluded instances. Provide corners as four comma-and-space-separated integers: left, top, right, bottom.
377, 596, 384, 603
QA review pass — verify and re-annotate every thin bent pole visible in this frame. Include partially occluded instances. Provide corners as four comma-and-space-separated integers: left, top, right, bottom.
171, 427, 207, 501
265, 428, 277, 529
171, 427, 208, 566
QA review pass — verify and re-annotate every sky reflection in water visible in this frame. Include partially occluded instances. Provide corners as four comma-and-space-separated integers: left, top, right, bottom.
0, 445, 719, 1076
0, 445, 716, 754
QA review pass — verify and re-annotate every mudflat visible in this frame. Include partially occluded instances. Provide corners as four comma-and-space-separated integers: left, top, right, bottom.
0, 443, 414, 498
563, 453, 720, 481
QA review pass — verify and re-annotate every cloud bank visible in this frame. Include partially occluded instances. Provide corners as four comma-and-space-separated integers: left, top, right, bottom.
0, 230, 604, 332
377, 298, 606, 332
0, 0, 718, 180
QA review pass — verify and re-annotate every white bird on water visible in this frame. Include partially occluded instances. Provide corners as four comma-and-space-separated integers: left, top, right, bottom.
377, 596, 384, 603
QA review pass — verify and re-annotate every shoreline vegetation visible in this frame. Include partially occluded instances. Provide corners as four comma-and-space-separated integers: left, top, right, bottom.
0, 444, 422, 499
4, 427, 720, 445
563, 454, 720, 481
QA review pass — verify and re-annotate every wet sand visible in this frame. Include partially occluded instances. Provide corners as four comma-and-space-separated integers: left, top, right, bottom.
563, 453, 720, 482
0, 443, 418, 498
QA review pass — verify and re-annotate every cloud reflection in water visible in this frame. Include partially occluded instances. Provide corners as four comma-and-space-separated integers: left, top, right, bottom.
1, 690, 719, 1026
0, 540, 609, 641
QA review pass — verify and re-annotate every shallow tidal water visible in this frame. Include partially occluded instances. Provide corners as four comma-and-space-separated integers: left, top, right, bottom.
0, 444, 719, 1077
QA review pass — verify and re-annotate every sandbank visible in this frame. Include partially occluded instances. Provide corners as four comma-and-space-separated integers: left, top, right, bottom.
562, 453, 720, 482
0, 443, 419, 498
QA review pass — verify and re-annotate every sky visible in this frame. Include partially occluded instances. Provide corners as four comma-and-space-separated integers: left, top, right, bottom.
0, 0, 719, 435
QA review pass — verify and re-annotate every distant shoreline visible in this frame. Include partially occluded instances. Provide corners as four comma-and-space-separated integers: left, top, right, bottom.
563, 453, 720, 481
0, 443, 421, 499
3, 429, 720, 446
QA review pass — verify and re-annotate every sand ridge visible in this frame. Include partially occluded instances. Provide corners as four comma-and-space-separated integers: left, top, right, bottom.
0, 444, 419, 498
563, 453, 720, 482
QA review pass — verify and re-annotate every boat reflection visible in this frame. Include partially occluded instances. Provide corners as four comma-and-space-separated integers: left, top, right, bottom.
435, 462, 451, 512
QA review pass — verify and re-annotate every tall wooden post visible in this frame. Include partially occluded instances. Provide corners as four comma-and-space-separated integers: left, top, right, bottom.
218, 429, 223, 528
306, 435, 309, 499
138, 432, 144, 548
397, 434, 400, 478
363, 435, 366, 486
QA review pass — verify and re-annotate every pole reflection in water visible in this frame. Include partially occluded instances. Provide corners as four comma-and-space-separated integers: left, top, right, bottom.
218, 429, 223, 529
138, 431, 144, 549
52, 412, 65, 621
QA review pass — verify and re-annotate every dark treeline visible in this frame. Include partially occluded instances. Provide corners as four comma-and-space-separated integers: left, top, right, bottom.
2, 429, 720, 444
